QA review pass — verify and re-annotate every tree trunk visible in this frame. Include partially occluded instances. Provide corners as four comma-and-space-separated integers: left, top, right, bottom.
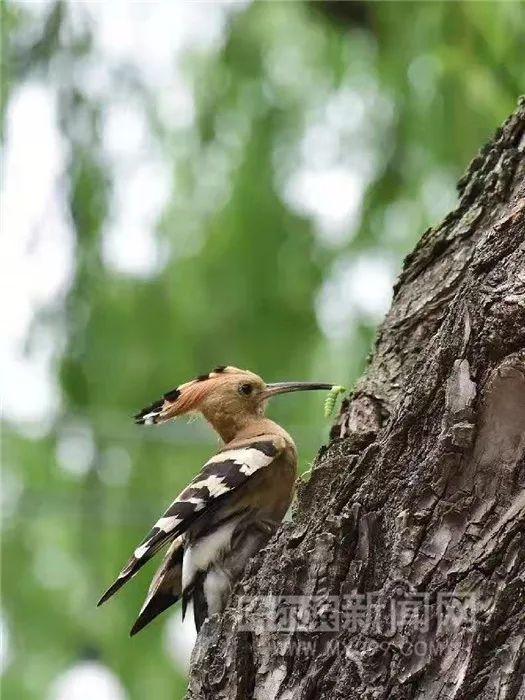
187, 101, 525, 700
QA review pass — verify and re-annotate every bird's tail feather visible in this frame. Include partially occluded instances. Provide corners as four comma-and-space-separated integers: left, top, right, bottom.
129, 538, 184, 636
181, 571, 208, 633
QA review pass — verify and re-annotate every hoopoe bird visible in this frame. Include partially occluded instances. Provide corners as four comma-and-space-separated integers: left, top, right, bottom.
98, 366, 334, 635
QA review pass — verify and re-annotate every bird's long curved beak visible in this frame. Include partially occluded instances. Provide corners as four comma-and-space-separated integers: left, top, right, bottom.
261, 382, 334, 400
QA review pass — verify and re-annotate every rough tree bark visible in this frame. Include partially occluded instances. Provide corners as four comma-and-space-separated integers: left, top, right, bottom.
187, 102, 525, 699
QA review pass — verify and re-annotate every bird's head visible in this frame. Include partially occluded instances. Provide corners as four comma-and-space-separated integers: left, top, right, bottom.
135, 366, 334, 442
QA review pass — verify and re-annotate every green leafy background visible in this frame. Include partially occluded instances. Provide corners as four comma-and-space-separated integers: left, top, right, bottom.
2, 1, 523, 698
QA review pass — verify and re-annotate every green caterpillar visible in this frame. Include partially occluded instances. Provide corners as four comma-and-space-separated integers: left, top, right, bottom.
324, 385, 346, 418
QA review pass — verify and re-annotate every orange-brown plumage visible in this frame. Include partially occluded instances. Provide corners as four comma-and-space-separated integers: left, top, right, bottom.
100, 366, 335, 634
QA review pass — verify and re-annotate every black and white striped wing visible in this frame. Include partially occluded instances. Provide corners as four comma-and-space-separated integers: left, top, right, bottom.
98, 437, 284, 606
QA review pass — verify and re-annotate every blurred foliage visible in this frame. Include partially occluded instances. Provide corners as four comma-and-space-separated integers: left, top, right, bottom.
2, 1, 523, 698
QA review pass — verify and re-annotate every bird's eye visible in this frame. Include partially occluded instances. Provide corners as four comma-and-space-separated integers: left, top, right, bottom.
238, 383, 253, 396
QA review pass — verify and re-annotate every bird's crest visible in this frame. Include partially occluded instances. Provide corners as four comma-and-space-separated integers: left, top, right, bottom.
134, 366, 256, 425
